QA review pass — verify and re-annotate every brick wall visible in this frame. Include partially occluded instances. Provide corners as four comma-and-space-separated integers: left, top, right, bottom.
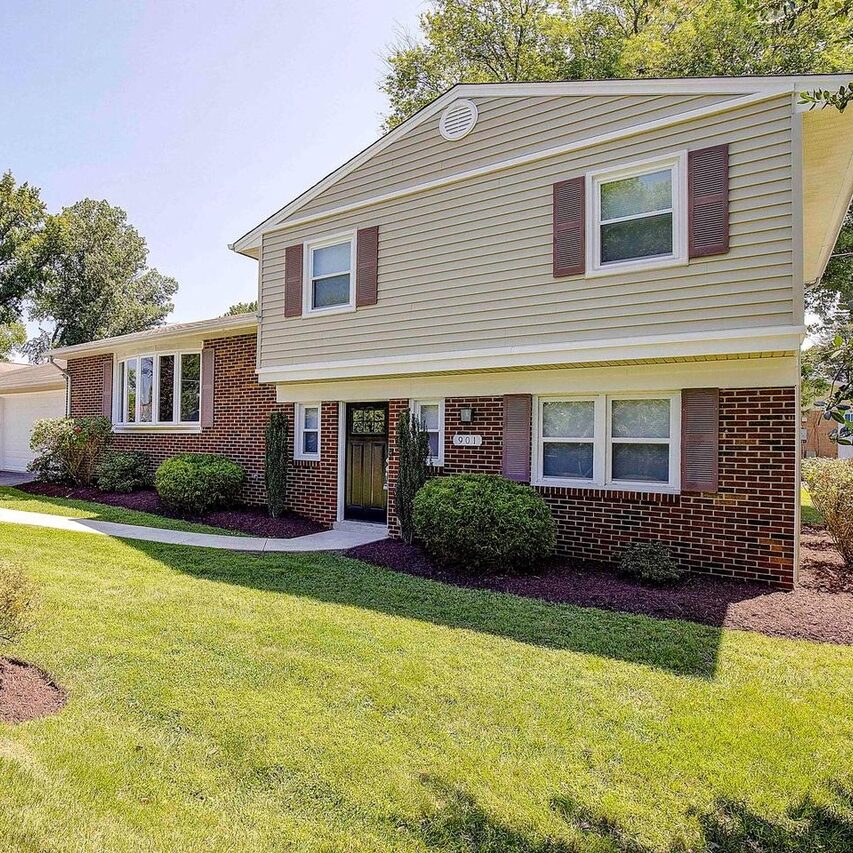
67, 334, 338, 527
387, 389, 797, 587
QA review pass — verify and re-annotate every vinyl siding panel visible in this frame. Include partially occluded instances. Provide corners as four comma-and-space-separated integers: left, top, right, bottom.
260, 94, 794, 370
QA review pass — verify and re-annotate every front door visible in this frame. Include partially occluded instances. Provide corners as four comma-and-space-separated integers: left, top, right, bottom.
345, 402, 388, 523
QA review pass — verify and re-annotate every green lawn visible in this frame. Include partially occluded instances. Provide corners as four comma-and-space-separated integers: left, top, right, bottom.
1, 524, 851, 852
0, 486, 240, 536
801, 486, 825, 527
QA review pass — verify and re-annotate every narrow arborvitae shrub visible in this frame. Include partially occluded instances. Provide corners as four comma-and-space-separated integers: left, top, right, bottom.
619, 541, 685, 585
0, 562, 36, 645
802, 458, 853, 566
95, 451, 152, 493
396, 408, 430, 544
265, 411, 289, 518
155, 454, 245, 515
28, 416, 112, 485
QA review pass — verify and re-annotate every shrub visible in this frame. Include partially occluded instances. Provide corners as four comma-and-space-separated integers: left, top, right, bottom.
618, 541, 685, 585
0, 562, 36, 645
29, 416, 112, 485
802, 458, 853, 565
396, 408, 430, 544
154, 453, 245, 515
413, 474, 555, 574
95, 451, 152, 493
265, 412, 289, 518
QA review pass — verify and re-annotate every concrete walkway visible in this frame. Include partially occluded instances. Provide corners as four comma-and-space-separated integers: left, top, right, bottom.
0, 471, 35, 487
0, 507, 387, 553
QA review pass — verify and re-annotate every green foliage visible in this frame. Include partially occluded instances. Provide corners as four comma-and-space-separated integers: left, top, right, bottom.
801, 83, 853, 113
618, 540, 685, 585
95, 451, 152, 494
413, 473, 555, 574
0, 560, 36, 645
0, 321, 26, 360
223, 300, 257, 316
28, 416, 112, 485
24, 199, 178, 363
155, 453, 245, 515
265, 412, 289, 518
802, 458, 853, 565
396, 408, 431, 544
806, 207, 853, 325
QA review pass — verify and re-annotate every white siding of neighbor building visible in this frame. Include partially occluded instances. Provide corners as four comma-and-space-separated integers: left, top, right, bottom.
259, 93, 794, 370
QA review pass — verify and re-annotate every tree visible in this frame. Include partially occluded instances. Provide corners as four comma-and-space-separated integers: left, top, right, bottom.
24, 199, 178, 362
223, 300, 257, 316
806, 207, 853, 323
265, 411, 289, 518
0, 322, 26, 361
395, 409, 431, 544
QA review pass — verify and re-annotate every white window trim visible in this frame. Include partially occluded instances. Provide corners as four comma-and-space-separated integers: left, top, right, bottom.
303, 232, 356, 317
585, 152, 688, 278
532, 392, 681, 494
411, 399, 445, 466
113, 350, 202, 431
294, 402, 321, 461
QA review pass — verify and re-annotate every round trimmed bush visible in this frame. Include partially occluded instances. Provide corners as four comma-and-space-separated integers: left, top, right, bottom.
618, 540, 685, 585
95, 451, 152, 493
155, 453, 245, 515
413, 474, 555, 575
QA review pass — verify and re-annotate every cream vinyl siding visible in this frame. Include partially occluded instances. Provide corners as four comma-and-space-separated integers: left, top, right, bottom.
259, 94, 794, 370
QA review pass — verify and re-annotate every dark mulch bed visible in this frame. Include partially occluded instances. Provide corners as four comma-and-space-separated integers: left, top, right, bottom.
16, 482, 323, 539
345, 527, 853, 645
0, 658, 66, 723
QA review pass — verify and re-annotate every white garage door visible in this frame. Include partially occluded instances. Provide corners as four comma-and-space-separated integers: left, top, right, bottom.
0, 391, 67, 472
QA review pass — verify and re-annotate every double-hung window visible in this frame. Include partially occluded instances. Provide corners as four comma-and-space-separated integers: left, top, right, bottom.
588, 154, 686, 275
295, 403, 321, 461
535, 393, 679, 491
115, 352, 201, 427
305, 236, 354, 313
412, 400, 444, 466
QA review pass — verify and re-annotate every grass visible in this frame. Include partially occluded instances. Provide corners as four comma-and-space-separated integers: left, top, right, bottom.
0, 486, 240, 536
801, 485, 825, 527
0, 525, 851, 851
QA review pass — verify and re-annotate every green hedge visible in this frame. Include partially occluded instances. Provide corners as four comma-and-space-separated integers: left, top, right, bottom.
96, 451, 152, 493
155, 454, 245, 515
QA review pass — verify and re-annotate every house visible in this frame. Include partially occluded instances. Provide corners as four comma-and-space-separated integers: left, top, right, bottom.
49, 75, 853, 588
0, 362, 66, 472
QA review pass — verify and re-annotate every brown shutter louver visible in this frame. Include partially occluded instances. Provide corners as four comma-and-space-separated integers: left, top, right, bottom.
681, 388, 719, 493
502, 394, 532, 483
553, 176, 585, 277
688, 144, 729, 258
284, 243, 304, 317
356, 226, 379, 307
101, 359, 113, 420
200, 348, 215, 428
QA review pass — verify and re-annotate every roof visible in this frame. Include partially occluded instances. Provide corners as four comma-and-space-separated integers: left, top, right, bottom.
0, 362, 27, 374
47, 313, 258, 359
230, 74, 853, 256
0, 362, 66, 394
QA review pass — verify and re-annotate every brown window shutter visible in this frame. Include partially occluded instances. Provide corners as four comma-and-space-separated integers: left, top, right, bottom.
688, 144, 729, 258
681, 388, 719, 493
101, 359, 113, 420
200, 348, 215, 428
553, 177, 585, 277
502, 394, 532, 483
356, 226, 379, 307
284, 243, 304, 317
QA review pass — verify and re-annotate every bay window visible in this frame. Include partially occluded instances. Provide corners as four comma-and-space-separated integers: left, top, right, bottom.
115, 351, 201, 427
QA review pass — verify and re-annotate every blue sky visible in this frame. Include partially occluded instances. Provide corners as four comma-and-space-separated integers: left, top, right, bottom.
1, 0, 423, 335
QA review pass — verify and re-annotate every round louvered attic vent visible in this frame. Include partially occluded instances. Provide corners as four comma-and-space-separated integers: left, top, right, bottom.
439, 99, 479, 141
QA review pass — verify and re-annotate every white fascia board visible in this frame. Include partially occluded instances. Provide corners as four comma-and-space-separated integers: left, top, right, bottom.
257, 325, 805, 385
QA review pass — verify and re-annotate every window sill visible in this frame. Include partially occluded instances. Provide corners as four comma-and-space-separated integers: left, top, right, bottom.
294, 455, 320, 463
532, 478, 680, 496
112, 423, 202, 435
303, 304, 356, 318
584, 255, 687, 279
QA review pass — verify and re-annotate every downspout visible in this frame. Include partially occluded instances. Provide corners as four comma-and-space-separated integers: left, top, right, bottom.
49, 356, 71, 417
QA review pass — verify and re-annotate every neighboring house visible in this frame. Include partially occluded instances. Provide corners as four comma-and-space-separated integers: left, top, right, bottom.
50, 76, 853, 588
802, 408, 838, 458
0, 363, 66, 472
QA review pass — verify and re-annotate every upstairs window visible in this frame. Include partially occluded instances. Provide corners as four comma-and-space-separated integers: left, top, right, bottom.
306, 237, 354, 313
115, 352, 200, 426
295, 403, 321, 461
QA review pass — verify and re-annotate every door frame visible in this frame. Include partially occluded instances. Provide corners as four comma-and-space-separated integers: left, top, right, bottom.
337, 400, 390, 525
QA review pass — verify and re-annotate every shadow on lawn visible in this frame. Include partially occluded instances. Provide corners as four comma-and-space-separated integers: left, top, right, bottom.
135, 541, 724, 678
407, 776, 853, 852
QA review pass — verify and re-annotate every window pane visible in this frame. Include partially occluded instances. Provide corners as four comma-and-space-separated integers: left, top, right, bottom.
180, 353, 200, 422
543, 442, 594, 479
612, 399, 670, 438
312, 273, 350, 308
428, 432, 439, 459
542, 400, 594, 438
125, 359, 137, 423
601, 213, 673, 263
117, 362, 125, 421
612, 443, 669, 483
303, 407, 319, 430
419, 404, 439, 431
158, 355, 175, 422
139, 357, 154, 422
303, 431, 318, 454
312, 242, 350, 276
600, 169, 672, 220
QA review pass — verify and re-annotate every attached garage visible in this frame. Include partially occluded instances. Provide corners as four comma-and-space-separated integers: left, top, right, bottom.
0, 363, 66, 473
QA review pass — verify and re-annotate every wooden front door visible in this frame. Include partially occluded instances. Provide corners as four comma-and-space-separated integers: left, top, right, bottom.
345, 402, 388, 523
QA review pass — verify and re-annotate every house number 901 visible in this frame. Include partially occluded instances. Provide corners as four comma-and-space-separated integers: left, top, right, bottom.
452, 434, 483, 447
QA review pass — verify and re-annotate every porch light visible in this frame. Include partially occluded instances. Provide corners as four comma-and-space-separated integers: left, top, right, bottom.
459, 406, 474, 423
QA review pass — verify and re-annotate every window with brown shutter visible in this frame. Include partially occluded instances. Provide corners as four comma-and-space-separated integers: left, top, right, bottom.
681, 388, 719, 493
553, 177, 585, 277
356, 226, 379, 307
502, 394, 532, 482
284, 243, 304, 317
688, 144, 729, 258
